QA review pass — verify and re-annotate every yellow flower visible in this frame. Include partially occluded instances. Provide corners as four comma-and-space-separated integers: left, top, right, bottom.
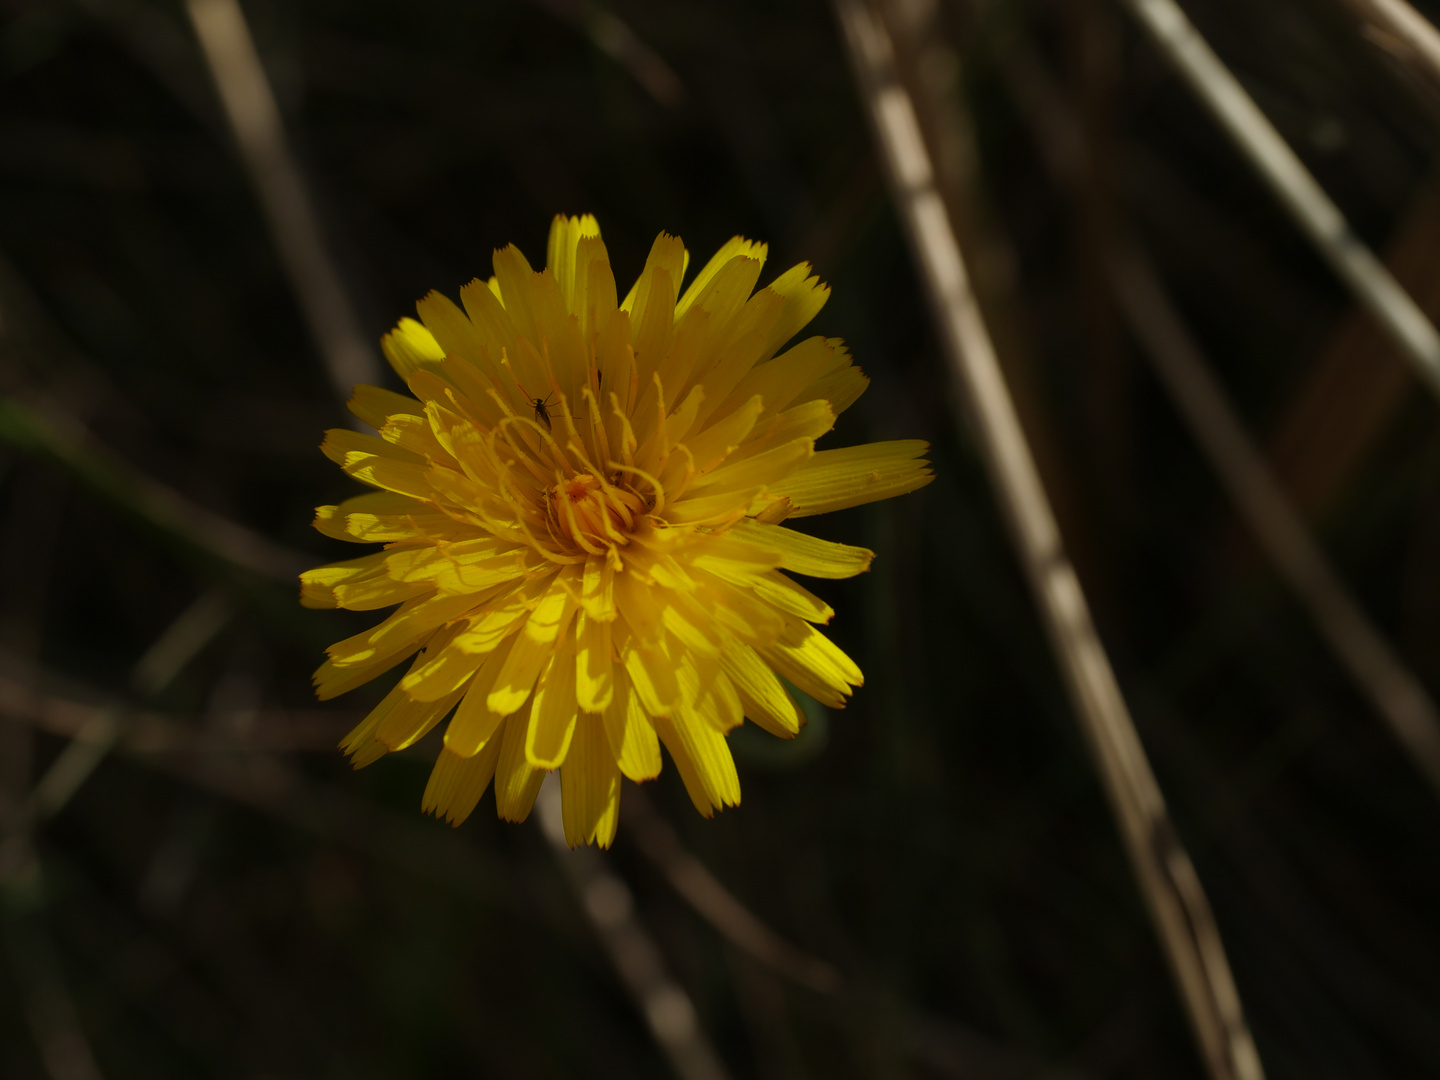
302, 215, 933, 847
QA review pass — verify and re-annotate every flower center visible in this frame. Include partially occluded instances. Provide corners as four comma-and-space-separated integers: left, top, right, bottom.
547, 473, 645, 554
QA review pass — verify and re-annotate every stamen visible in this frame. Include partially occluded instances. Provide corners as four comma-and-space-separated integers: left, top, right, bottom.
609, 461, 667, 516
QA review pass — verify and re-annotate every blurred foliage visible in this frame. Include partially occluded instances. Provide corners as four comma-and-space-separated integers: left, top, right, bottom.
0, 0, 1438, 1077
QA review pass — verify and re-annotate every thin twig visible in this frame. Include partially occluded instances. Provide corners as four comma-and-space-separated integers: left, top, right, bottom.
528, 0, 686, 109
73, 0, 224, 133
1000, 38, 1440, 795
537, 782, 732, 1080
1, 893, 105, 1080
0, 591, 232, 876
1342, 0, 1440, 91
184, 0, 380, 402
1111, 248, 1440, 793
832, 3, 1263, 1079
0, 679, 347, 756
1116, 0, 1440, 402
624, 790, 1087, 1079
0, 591, 231, 1080
0, 395, 306, 582
0, 665, 1083, 1078
624, 789, 842, 995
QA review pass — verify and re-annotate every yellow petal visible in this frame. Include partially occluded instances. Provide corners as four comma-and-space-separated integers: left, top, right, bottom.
723, 400, 834, 467
417, 289, 490, 367
714, 335, 836, 422
575, 610, 615, 713
789, 340, 868, 416
689, 571, 786, 645
560, 713, 621, 848
491, 244, 541, 341
684, 436, 813, 496
750, 570, 834, 624
602, 667, 662, 781
379, 412, 455, 463
624, 231, 687, 314
312, 491, 466, 545
320, 428, 432, 499
487, 579, 577, 714
690, 530, 785, 577
663, 486, 763, 526
339, 685, 396, 768
684, 394, 764, 475
759, 622, 862, 708
348, 384, 422, 430
399, 625, 492, 702
653, 706, 740, 817
729, 519, 874, 579
681, 288, 786, 411
380, 317, 445, 379
752, 262, 829, 361
525, 633, 579, 769
453, 581, 544, 655
325, 591, 479, 669
675, 237, 766, 320
719, 644, 803, 737
546, 213, 602, 311
670, 254, 762, 364
376, 672, 467, 751
444, 633, 518, 756
774, 440, 934, 518
576, 234, 619, 339
679, 653, 743, 734
661, 598, 721, 657
621, 629, 679, 716
494, 715, 546, 822
581, 554, 617, 622
457, 277, 519, 369
422, 741, 503, 826
300, 551, 389, 609
627, 234, 684, 381
312, 639, 422, 700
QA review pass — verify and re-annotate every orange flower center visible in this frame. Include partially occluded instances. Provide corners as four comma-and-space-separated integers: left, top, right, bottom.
547, 473, 645, 554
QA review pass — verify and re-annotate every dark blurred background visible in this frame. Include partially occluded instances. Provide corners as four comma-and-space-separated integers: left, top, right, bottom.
1, 0, 1439, 1077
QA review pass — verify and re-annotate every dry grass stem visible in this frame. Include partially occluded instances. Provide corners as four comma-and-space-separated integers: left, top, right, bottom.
184, 0, 380, 401
528, 0, 685, 109
833, 2, 1263, 1077
1343, 0, 1440, 92
1111, 248, 1440, 793
625, 789, 843, 995
1000, 38, 1440, 795
537, 781, 733, 1080
0, 592, 233, 1080
1117, 0, 1440, 401
0, 396, 306, 582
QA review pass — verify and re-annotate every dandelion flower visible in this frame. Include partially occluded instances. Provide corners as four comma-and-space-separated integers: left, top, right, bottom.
302, 215, 933, 847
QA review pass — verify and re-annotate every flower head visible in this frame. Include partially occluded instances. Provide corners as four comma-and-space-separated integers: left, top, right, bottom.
303, 215, 932, 847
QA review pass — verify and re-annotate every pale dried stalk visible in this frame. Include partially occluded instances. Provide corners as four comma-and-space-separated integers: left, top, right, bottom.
625, 790, 842, 995
999, 39, 1440, 796
0, 592, 231, 1080
0, 591, 231, 877
537, 782, 732, 1080
1117, 0, 1440, 401
528, 0, 685, 109
1111, 249, 1440, 795
832, 2, 1263, 1078
0, 396, 306, 582
184, 0, 380, 401
1343, 0, 1440, 88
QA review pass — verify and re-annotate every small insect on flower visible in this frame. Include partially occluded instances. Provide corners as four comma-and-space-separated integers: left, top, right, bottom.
527, 391, 558, 431
302, 215, 934, 848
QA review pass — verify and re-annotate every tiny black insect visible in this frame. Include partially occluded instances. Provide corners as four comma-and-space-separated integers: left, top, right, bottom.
528, 392, 557, 430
